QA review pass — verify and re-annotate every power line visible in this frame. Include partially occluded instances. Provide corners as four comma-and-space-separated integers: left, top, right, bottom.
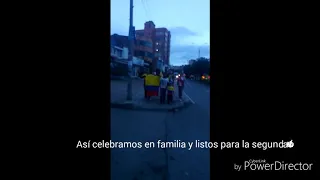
140, 0, 149, 20
145, 0, 151, 19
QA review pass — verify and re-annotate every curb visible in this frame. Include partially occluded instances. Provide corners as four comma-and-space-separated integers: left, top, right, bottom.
110, 76, 141, 80
110, 101, 135, 109
110, 100, 193, 112
110, 76, 127, 80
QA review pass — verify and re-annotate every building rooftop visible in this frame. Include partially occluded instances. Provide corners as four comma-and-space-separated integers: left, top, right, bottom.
111, 34, 129, 48
145, 21, 155, 25
156, 28, 170, 32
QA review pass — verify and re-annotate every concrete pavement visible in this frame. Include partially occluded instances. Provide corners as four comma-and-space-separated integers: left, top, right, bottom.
111, 79, 211, 180
111, 79, 192, 111
183, 79, 210, 111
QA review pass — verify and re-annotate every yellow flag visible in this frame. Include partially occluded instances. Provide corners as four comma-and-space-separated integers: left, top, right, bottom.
145, 74, 160, 86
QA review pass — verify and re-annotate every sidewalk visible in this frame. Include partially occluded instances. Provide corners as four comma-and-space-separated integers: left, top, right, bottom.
111, 79, 192, 111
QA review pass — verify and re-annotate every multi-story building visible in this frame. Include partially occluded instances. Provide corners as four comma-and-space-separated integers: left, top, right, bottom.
110, 34, 144, 77
110, 34, 129, 60
154, 28, 171, 66
134, 37, 153, 72
135, 21, 171, 73
135, 21, 156, 72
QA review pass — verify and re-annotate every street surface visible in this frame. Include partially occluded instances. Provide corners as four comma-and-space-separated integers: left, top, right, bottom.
111, 79, 210, 180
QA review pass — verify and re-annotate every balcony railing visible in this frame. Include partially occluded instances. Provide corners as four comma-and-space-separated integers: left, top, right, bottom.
134, 45, 153, 53
111, 46, 123, 59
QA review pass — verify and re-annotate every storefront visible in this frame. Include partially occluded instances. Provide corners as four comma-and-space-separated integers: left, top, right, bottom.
132, 57, 144, 77
157, 59, 164, 72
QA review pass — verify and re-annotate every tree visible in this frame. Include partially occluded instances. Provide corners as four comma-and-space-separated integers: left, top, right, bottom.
183, 57, 210, 77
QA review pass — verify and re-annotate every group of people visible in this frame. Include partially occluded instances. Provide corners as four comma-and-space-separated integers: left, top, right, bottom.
159, 73, 175, 104
140, 70, 185, 104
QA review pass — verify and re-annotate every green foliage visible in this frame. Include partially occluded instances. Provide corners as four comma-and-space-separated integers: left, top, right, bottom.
183, 57, 210, 77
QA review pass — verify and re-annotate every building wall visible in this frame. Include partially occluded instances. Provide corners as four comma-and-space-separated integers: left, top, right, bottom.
134, 36, 153, 64
136, 30, 144, 37
110, 34, 129, 59
133, 57, 144, 66
111, 46, 128, 59
134, 21, 171, 72
135, 21, 157, 72
155, 28, 171, 66
144, 21, 157, 72
144, 21, 155, 38
122, 48, 128, 59
110, 34, 129, 48
157, 59, 164, 72
132, 57, 144, 77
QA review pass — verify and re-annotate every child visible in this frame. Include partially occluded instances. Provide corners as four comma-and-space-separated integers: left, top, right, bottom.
167, 78, 174, 104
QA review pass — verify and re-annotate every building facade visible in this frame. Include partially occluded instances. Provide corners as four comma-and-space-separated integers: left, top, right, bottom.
155, 28, 171, 66
135, 21, 171, 73
134, 33, 153, 73
111, 46, 128, 60
135, 21, 157, 72
110, 34, 144, 77
110, 34, 129, 61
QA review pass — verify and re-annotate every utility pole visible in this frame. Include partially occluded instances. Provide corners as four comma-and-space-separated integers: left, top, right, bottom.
198, 47, 200, 59
126, 0, 134, 101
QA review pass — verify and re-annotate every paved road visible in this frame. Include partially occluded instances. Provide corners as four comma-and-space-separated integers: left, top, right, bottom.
111, 79, 210, 180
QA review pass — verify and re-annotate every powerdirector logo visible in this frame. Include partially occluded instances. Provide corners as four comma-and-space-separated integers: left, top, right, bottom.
234, 159, 313, 171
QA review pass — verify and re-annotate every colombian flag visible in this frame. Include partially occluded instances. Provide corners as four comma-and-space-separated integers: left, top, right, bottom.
145, 74, 160, 97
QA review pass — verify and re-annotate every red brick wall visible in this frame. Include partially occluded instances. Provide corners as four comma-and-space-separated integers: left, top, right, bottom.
135, 45, 152, 53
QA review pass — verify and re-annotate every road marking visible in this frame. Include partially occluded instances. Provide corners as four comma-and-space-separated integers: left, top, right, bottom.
185, 80, 192, 88
183, 91, 195, 104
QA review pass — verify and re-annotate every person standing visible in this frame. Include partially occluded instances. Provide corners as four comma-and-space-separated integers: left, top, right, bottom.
159, 73, 169, 104
167, 78, 174, 104
139, 71, 148, 99
177, 75, 185, 101
168, 70, 174, 82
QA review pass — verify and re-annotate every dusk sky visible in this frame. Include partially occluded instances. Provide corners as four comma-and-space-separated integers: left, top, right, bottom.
111, 0, 210, 66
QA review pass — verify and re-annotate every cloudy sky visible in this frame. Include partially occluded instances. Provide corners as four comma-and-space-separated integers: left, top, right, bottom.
111, 0, 210, 66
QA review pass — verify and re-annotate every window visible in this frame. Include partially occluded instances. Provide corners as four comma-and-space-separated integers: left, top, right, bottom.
143, 41, 152, 48
145, 52, 153, 59
135, 50, 153, 59
156, 32, 164, 36
156, 36, 163, 41
155, 52, 162, 57
135, 50, 144, 57
137, 40, 152, 48
116, 49, 122, 58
